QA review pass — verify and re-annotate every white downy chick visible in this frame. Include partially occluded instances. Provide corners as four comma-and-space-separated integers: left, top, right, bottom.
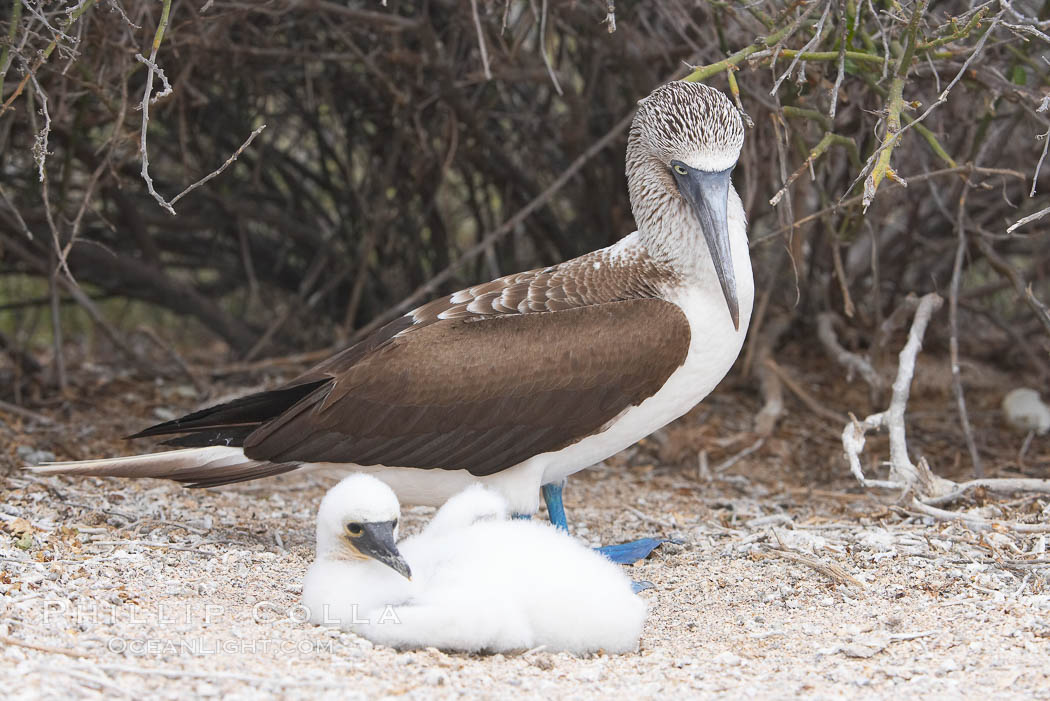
302, 474, 414, 627
303, 475, 646, 654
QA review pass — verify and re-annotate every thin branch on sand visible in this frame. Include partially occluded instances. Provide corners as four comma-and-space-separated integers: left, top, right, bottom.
759, 530, 865, 588
905, 499, 1050, 534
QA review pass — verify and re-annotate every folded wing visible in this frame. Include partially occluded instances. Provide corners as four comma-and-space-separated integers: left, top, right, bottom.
242, 298, 690, 476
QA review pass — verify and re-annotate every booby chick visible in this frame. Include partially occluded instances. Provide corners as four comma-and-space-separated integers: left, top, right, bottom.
302, 474, 646, 654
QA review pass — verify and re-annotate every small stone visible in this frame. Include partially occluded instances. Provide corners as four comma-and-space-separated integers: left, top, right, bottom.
152, 407, 177, 422
1002, 388, 1050, 434
15, 447, 56, 465
712, 651, 742, 666
531, 655, 554, 671
194, 681, 218, 696
423, 670, 447, 686
840, 642, 882, 659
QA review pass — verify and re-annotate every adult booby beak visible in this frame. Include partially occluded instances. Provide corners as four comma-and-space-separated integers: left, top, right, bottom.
670, 161, 740, 330
353, 521, 412, 580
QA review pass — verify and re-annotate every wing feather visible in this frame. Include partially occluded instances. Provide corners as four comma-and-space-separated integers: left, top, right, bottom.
243, 298, 690, 476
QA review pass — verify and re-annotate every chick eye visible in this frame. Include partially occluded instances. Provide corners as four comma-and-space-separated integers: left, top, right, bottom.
346, 523, 363, 536
672, 164, 688, 175
392, 519, 398, 529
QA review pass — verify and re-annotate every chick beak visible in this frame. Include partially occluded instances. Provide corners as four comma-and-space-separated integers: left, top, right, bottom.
670, 160, 740, 330
355, 521, 412, 580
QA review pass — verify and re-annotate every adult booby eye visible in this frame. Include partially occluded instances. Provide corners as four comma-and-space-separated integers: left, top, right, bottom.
672, 163, 688, 175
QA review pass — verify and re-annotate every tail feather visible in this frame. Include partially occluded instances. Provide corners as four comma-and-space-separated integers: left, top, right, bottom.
29, 446, 301, 488
126, 379, 329, 442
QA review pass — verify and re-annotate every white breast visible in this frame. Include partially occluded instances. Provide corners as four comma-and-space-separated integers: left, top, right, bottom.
534, 228, 754, 488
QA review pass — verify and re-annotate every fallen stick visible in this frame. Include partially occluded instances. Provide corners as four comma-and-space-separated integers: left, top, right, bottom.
0, 634, 95, 659
0, 399, 53, 425
758, 547, 865, 589
906, 499, 1050, 534
922, 478, 1050, 507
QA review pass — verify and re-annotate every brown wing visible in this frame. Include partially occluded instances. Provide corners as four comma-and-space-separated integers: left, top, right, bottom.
242, 298, 690, 476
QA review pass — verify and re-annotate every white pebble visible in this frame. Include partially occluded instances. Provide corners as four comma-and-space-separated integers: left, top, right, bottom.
424, 670, 447, 685
1002, 388, 1050, 434
712, 651, 742, 666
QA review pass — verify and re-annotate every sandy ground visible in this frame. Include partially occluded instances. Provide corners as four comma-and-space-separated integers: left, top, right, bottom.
1, 356, 1049, 699
2, 448, 1049, 699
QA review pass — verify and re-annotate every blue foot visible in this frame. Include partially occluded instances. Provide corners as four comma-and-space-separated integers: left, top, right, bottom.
596, 538, 666, 565
541, 481, 568, 532
540, 481, 666, 566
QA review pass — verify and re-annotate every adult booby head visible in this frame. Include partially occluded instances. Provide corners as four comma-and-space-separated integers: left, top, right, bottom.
628, 81, 745, 330
315, 473, 411, 580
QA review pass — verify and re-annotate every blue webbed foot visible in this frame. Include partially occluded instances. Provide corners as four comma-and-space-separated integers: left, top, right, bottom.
596, 538, 666, 565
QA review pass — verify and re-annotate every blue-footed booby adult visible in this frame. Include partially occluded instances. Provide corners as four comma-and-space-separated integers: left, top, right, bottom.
33, 81, 754, 547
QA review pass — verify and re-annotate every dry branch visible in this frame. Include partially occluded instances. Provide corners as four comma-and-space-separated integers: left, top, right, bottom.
841, 293, 952, 494
974, 236, 1050, 341
843, 292, 1050, 522
906, 499, 1050, 534
949, 195, 981, 478
922, 478, 1050, 508
758, 546, 865, 589
816, 313, 882, 393
764, 358, 846, 426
